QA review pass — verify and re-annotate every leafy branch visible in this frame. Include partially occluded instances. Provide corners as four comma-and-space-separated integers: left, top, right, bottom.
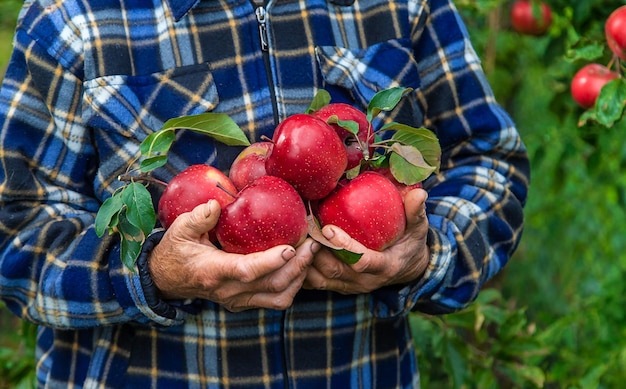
95, 113, 250, 271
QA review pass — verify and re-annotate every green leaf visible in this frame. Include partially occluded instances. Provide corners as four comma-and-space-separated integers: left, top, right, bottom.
166, 112, 250, 146
594, 78, 626, 128
330, 248, 363, 265
162, 112, 250, 146
565, 38, 605, 62
138, 112, 250, 173
389, 143, 437, 185
121, 182, 156, 237
139, 130, 176, 173
94, 193, 124, 237
344, 162, 362, 180
140, 129, 176, 157
385, 122, 441, 168
366, 87, 412, 122
327, 116, 360, 136
118, 212, 144, 271
306, 89, 331, 113
139, 155, 169, 172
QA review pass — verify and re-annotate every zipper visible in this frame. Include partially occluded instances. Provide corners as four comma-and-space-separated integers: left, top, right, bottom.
255, 5, 269, 52
250, 0, 279, 126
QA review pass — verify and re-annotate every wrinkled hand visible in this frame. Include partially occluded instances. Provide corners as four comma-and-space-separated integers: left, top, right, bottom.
304, 188, 430, 294
148, 200, 318, 312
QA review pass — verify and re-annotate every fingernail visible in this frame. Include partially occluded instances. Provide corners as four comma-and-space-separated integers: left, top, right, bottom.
282, 248, 296, 260
322, 227, 335, 240
311, 241, 322, 254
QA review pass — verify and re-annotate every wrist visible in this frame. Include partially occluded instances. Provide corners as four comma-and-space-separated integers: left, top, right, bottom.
136, 230, 181, 319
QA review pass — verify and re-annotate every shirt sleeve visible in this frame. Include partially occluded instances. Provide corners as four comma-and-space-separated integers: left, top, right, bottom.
0, 22, 184, 328
371, 0, 530, 317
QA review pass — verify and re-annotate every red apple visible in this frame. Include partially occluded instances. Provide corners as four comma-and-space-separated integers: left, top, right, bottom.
265, 113, 348, 200
606, 5, 626, 61
215, 175, 308, 254
158, 164, 237, 229
312, 103, 374, 170
511, 0, 552, 36
315, 171, 406, 251
229, 141, 273, 191
571, 63, 620, 109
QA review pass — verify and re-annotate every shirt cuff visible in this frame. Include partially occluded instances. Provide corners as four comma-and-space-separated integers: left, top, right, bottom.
134, 230, 202, 323
370, 227, 453, 318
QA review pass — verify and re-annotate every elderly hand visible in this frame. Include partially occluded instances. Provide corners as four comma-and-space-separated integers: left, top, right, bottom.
303, 188, 430, 294
148, 200, 318, 312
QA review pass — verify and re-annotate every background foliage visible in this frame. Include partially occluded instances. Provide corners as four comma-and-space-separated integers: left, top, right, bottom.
1, 0, 626, 387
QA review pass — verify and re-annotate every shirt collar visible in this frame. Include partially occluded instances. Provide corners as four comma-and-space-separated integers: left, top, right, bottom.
165, 0, 202, 21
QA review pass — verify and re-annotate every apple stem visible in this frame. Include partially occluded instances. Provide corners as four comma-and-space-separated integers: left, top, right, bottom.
260, 135, 274, 143
216, 181, 237, 198
118, 173, 168, 188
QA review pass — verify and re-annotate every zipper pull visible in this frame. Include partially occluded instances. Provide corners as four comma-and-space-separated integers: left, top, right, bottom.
255, 6, 269, 52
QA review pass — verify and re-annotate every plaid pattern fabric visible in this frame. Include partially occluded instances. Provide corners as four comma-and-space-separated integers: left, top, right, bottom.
0, 0, 529, 387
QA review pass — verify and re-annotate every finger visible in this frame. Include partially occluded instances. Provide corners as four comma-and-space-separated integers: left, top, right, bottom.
303, 263, 332, 290
170, 200, 221, 239
254, 239, 317, 291
315, 228, 382, 277
404, 188, 428, 227
220, 244, 296, 283
321, 225, 367, 254
226, 265, 310, 311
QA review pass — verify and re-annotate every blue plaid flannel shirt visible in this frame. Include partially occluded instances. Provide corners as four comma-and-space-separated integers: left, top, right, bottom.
0, 0, 529, 387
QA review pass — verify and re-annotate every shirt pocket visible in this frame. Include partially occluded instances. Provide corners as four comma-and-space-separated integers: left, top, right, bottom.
82, 62, 220, 141
315, 38, 424, 129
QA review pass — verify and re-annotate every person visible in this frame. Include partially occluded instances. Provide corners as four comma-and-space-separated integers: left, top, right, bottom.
0, 0, 529, 387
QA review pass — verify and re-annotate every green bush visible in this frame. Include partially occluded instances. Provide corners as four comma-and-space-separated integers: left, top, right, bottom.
411, 0, 626, 387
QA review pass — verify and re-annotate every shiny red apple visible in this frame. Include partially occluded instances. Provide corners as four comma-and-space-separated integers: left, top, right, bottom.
571, 63, 620, 109
215, 175, 308, 254
315, 171, 406, 251
157, 164, 237, 229
265, 113, 348, 200
229, 141, 272, 191
312, 103, 374, 170
606, 5, 626, 60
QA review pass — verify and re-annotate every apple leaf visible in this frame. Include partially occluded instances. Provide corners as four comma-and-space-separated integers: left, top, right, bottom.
140, 155, 169, 173
389, 144, 437, 185
306, 89, 331, 114
139, 112, 250, 172
385, 122, 441, 169
163, 112, 251, 146
326, 115, 360, 136
94, 182, 156, 271
306, 211, 363, 264
121, 182, 156, 237
140, 129, 176, 157
345, 162, 362, 180
95, 192, 124, 237
594, 78, 626, 128
367, 87, 412, 122
118, 212, 145, 271
565, 39, 605, 62
330, 248, 363, 265
139, 130, 176, 172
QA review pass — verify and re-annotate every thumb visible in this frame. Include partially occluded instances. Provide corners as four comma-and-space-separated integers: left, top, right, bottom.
404, 188, 428, 227
171, 200, 222, 239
